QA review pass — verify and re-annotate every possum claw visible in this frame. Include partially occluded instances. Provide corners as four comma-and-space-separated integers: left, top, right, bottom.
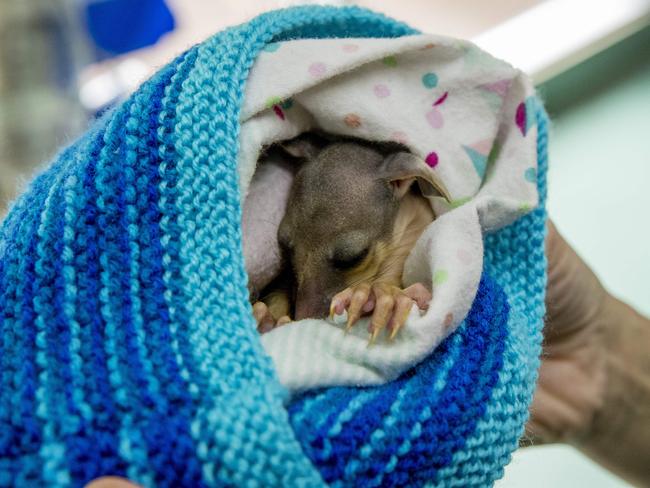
276, 315, 292, 326
332, 282, 431, 342
252, 301, 292, 333
368, 327, 380, 346
253, 301, 275, 333
330, 284, 370, 331
402, 283, 432, 311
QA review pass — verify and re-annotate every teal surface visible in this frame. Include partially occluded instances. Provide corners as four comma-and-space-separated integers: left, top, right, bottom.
499, 24, 650, 488
546, 46, 650, 316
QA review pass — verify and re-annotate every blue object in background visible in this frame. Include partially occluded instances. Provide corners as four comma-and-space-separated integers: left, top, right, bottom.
85, 0, 175, 56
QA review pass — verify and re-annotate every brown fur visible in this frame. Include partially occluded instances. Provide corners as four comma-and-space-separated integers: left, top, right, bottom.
343, 192, 434, 289
260, 135, 447, 321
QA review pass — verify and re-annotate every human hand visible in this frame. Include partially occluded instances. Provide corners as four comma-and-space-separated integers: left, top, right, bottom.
85, 477, 140, 488
525, 220, 608, 444
526, 220, 650, 486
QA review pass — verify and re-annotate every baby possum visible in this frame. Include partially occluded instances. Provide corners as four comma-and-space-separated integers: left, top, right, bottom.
252, 133, 450, 342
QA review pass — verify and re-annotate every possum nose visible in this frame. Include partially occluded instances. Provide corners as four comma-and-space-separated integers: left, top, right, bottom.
294, 284, 331, 320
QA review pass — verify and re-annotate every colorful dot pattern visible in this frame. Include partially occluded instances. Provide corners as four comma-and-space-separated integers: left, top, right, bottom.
433, 269, 449, 286
308, 62, 327, 78
422, 72, 438, 88
344, 113, 361, 128
425, 152, 439, 168
524, 167, 536, 182
373, 84, 391, 98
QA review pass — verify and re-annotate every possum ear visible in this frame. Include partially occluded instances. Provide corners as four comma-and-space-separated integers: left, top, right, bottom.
280, 132, 329, 160
381, 152, 451, 201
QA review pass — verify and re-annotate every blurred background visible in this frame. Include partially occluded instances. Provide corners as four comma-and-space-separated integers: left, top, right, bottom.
0, 1, 648, 485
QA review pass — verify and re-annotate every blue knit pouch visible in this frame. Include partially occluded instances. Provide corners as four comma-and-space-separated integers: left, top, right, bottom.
0, 6, 547, 487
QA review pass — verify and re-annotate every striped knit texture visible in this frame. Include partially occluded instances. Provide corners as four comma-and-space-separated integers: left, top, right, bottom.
0, 6, 548, 487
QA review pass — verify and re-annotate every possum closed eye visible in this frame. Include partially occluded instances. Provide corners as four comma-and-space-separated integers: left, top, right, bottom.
252, 133, 450, 343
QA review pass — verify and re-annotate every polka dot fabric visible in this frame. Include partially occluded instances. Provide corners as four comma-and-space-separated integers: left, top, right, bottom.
0, 6, 548, 487
244, 31, 540, 393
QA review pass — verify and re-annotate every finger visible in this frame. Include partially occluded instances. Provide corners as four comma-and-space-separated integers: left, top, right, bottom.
253, 303, 275, 334
276, 315, 292, 326
346, 283, 371, 332
388, 295, 414, 340
85, 476, 142, 488
253, 302, 269, 324
369, 285, 395, 344
330, 288, 353, 319
362, 296, 375, 313
258, 314, 275, 333
403, 283, 432, 310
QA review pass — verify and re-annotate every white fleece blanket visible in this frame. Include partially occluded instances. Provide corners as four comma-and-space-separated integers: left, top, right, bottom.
239, 35, 539, 394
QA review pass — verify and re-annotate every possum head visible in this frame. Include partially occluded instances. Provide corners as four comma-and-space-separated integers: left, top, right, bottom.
278, 136, 449, 320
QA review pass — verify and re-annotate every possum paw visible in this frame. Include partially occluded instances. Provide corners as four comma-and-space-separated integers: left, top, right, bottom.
329, 282, 431, 343
252, 301, 292, 334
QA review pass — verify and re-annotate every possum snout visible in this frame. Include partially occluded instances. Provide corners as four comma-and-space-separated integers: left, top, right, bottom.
294, 282, 333, 320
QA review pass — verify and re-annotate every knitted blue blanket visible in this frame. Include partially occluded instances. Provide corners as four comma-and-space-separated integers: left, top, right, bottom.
0, 6, 548, 487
